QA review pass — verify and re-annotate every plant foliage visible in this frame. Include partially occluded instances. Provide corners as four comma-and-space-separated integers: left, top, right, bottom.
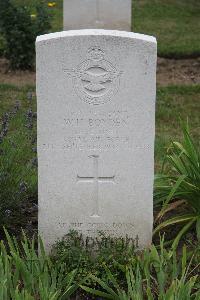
154, 122, 200, 247
0, 230, 78, 299
0, 231, 200, 299
81, 238, 200, 299
0, 0, 51, 69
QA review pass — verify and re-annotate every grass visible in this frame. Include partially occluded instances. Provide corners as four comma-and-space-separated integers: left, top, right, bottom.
0, 0, 200, 58
0, 84, 35, 115
134, 0, 200, 58
0, 84, 37, 230
155, 85, 200, 169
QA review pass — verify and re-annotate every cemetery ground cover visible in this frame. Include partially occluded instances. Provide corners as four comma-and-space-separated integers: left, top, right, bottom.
0, 230, 200, 299
134, 0, 200, 58
0, 0, 199, 58
0, 86, 199, 295
0, 82, 199, 235
0, 84, 37, 236
0, 1, 200, 299
39, 0, 200, 58
1, 56, 200, 87
0, 83, 199, 171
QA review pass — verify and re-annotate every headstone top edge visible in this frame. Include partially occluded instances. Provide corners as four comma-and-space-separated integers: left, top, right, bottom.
36, 29, 156, 44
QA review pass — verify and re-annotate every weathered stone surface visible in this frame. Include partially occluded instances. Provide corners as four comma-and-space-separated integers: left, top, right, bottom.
63, 0, 132, 31
36, 30, 157, 251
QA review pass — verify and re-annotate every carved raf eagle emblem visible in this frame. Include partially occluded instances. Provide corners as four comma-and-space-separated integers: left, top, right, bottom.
64, 47, 122, 105
80, 70, 111, 93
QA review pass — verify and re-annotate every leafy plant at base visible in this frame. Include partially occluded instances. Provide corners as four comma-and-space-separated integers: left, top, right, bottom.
154, 122, 200, 248
51, 230, 137, 285
0, 231, 200, 299
80, 239, 200, 299
0, 0, 51, 69
0, 229, 78, 299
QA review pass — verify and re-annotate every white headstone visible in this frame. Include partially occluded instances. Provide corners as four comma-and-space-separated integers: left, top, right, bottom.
63, 0, 132, 31
36, 30, 157, 251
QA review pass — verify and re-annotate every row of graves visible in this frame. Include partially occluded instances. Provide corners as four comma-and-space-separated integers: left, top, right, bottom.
36, 0, 157, 251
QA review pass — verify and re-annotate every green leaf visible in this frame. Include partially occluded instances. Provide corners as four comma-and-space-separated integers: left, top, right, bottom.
172, 219, 196, 250
80, 285, 115, 299
154, 214, 197, 235
196, 217, 200, 241
158, 175, 186, 218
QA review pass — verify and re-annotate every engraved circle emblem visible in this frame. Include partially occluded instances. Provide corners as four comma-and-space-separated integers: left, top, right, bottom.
66, 47, 122, 105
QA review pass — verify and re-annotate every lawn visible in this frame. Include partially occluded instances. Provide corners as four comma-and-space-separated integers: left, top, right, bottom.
155, 85, 200, 167
0, 84, 37, 230
134, 0, 200, 58
0, 0, 199, 58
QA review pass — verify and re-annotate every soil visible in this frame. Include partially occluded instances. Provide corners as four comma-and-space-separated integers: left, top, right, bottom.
0, 57, 200, 86
0, 58, 36, 86
157, 57, 200, 86
0, 198, 38, 242
1, 55, 199, 242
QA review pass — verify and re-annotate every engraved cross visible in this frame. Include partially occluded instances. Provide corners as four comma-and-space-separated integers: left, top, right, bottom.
77, 155, 115, 217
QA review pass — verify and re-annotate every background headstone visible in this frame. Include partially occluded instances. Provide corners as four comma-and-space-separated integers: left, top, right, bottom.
36, 30, 157, 251
63, 0, 132, 31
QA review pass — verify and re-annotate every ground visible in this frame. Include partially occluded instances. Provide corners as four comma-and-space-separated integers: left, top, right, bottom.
157, 57, 200, 86
0, 0, 199, 244
1, 0, 200, 58
0, 1, 199, 297
134, 0, 200, 57
1, 57, 200, 87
